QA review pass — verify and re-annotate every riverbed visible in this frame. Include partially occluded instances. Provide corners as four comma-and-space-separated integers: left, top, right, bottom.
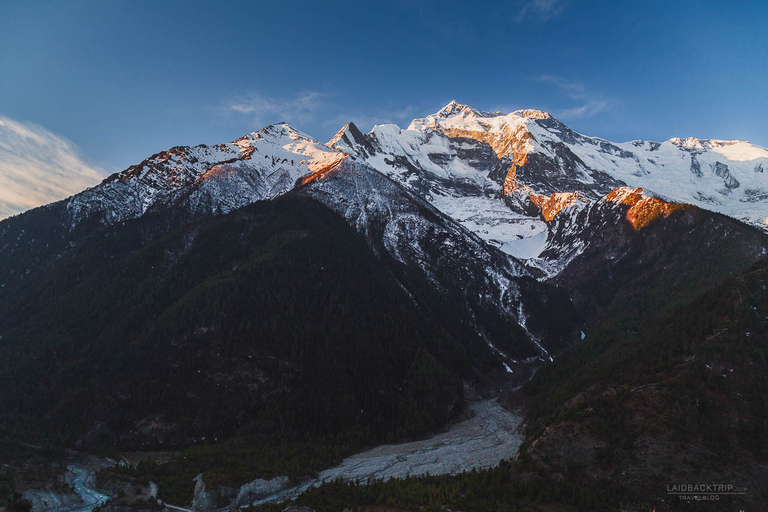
40, 399, 521, 511
250, 398, 523, 506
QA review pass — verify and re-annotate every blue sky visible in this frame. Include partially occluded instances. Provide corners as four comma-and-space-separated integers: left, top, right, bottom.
1, 0, 767, 174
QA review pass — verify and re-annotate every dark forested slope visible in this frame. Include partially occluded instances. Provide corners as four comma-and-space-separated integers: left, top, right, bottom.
0, 197, 509, 454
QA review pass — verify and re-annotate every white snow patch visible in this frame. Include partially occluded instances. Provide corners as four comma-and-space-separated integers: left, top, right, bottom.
500, 229, 549, 259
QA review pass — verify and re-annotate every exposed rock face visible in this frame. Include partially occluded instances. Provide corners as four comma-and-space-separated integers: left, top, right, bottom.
328, 122, 377, 158
605, 187, 688, 231
191, 474, 217, 512
712, 161, 740, 190
187, 473, 294, 510
690, 154, 703, 177
234, 476, 292, 506
531, 191, 588, 222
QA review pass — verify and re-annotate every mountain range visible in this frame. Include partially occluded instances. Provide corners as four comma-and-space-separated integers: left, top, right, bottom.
1, 102, 767, 510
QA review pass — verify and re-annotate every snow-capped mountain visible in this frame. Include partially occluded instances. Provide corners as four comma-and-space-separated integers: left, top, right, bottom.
330, 101, 768, 269
29, 101, 767, 261
4, 101, 764, 355
66, 123, 346, 227
328, 108, 556, 260
0, 123, 354, 324
2, 103, 768, 508
0, 119, 578, 373
3, 101, 766, 340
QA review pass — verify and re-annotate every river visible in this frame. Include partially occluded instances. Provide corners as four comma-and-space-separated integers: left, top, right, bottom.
53, 465, 111, 512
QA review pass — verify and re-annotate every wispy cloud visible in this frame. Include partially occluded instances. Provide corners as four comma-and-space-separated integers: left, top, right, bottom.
515, 0, 566, 22
0, 116, 104, 220
221, 90, 326, 128
538, 75, 614, 120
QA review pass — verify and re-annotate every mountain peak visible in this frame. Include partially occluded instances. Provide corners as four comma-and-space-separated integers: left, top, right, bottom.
513, 109, 552, 120
435, 100, 474, 117
327, 122, 378, 158
236, 122, 319, 144
328, 122, 357, 146
434, 101, 504, 119
433, 102, 551, 121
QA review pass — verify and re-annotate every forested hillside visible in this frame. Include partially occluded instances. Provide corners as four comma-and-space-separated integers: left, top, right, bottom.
0, 196, 525, 502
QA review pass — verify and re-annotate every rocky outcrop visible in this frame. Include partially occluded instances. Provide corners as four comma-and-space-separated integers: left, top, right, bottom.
234, 476, 292, 506
712, 161, 740, 190
530, 191, 588, 222
690, 154, 703, 177
187, 474, 293, 511
605, 187, 688, 231
190, 474, 217, 512
21, 489, 83, 512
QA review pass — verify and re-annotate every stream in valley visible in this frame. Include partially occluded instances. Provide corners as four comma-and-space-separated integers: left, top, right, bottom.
56, 465, 110, 512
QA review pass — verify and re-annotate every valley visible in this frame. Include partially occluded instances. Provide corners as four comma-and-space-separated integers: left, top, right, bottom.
1, 102, 766, 511
14, 399, 523, 512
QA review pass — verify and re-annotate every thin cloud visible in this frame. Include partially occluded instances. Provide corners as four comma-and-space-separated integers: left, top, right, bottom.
515, 0, 566, 22
222, 90, 325, 128
0, 116, 104, 220
538, 75, 614, 120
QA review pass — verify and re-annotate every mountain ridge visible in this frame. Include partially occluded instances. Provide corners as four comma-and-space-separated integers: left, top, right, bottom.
333, 101, 768, 219
5, 102, 766, 244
